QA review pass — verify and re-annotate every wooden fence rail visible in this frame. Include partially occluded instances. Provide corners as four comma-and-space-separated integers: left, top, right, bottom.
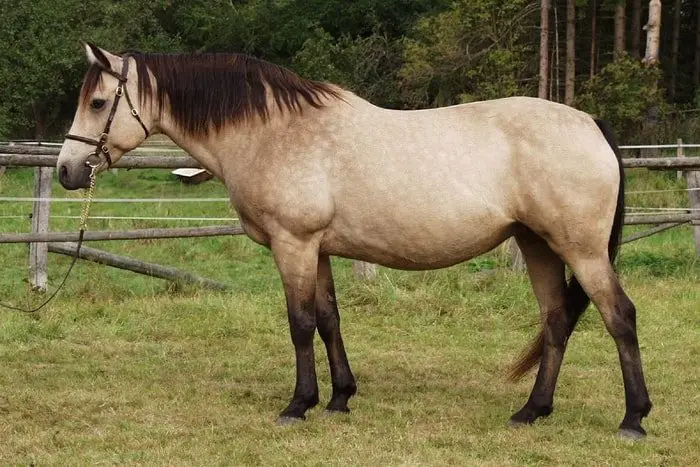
1, 146, 699, 284
0, 225, 245, 244
4, 149, 700, 170
0, 153, 200, 169
48, 242, 229, 290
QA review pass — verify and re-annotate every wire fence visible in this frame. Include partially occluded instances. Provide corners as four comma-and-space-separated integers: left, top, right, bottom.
0, 197, 230, 203
0, 215, 239, 222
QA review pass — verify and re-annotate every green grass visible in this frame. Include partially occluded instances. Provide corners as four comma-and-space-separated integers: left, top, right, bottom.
0, 167, 698, 465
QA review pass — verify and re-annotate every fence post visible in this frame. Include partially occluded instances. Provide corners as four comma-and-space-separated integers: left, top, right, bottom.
507, 238, 526, 271
677, 138, 684, 180
685, 168, 700, 257
29, 167, 52, 291
353, 261, 376, 280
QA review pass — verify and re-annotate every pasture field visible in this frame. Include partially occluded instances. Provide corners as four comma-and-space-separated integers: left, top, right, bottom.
0, 166, 698, 465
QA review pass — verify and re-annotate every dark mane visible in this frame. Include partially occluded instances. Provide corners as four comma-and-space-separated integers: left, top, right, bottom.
80, 52, 341, 136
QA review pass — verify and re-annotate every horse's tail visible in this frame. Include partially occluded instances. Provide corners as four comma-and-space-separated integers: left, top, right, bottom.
507, 119, 624, 382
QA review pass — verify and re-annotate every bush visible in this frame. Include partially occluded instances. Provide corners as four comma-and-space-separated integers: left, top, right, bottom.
576, 54, 665, 140
400, 0, 537, 108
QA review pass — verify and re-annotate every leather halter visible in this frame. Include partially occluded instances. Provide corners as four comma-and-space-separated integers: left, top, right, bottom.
65, 54, 149, 167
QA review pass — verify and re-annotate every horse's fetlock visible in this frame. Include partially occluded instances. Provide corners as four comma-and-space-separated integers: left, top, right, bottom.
333, 380, 357, 397
632, 399, 652, 418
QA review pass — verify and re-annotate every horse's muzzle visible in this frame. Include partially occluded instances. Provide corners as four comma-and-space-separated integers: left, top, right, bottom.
58, 162, 92, 190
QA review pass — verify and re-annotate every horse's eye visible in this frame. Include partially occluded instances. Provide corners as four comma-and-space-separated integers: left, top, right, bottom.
90, 99, 106, 110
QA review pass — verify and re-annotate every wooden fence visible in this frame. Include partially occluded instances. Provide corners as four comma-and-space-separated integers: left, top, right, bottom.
1, 143, 699, 288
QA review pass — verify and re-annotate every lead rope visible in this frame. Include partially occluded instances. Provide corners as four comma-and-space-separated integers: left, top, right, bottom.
0, 164, 97, 313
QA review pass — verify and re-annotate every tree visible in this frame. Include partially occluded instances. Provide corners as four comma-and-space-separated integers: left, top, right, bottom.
539, 0, 550, 99
565, 0, 576, 105
614, 1, 627, 59
643, 0, 661, 66
669, 0, 682, 102
590, 0, 599, 79
401, 0, 538, 108
0, 0, 180, 139
631, 0, 643, 58
695, 1, 700, 89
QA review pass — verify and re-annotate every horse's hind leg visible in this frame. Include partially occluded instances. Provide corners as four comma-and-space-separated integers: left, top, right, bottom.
316, 255, 357, 413
566, 255, 652, 438
509, 229, 579, 425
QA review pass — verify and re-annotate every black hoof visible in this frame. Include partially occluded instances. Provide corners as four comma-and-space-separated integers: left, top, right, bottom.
277, 415, 304, 426
509, 404, 551, 427
617, 428, 646, 440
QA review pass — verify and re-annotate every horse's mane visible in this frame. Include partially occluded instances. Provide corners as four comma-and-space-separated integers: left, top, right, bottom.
80, 52, 341, 136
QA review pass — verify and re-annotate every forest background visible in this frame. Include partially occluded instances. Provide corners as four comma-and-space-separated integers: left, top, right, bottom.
0, 0, 698, 143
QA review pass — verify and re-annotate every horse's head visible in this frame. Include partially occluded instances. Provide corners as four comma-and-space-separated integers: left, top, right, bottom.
58, 43, 152, 189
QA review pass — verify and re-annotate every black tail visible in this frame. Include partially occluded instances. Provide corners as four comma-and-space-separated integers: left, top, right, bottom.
507, 119, 625, 381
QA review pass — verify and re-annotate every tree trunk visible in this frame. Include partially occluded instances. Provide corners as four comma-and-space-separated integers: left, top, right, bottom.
565, 0, 575, 105
643, 0, 662, 67
615, 1, 627, 59
669, 0, 681, 102
631, 0, 642, 58
590, 0, 598, 79
553, 3, 561, 102
539, 0, 550, 99
695, 1, 700, 87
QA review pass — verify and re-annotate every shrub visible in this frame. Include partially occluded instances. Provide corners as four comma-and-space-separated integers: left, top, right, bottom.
576, 54, 665, 140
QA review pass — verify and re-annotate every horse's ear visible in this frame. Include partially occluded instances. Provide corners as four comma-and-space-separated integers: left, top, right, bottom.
83, 42, 120, 71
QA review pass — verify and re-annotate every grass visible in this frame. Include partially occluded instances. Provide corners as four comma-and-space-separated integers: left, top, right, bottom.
0, 167, 698, 465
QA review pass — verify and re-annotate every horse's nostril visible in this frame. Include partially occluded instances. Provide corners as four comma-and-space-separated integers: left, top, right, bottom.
59, 165, 68, 183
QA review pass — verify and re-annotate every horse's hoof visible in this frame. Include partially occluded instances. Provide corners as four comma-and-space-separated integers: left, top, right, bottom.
617, 428, 646, 441
277, 415, 304, 426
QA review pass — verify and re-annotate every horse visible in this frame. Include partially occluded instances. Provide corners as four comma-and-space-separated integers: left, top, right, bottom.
57, 43, 652, 439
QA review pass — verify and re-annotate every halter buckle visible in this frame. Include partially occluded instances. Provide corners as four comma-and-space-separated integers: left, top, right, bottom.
101, 144, 109, 154
99, 132, 108, 142
131, 109, 138, 117
115, 86, 123, 97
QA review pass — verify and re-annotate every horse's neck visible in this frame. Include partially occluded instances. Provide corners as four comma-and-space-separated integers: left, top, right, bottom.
155, 114, 273, 181
155, 97, 342, 183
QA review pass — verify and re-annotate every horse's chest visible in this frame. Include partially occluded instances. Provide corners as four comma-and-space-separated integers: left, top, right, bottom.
227, 174, 334, 242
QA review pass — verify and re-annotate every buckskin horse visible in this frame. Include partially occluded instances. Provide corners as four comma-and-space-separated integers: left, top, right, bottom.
57, 44, 652, 439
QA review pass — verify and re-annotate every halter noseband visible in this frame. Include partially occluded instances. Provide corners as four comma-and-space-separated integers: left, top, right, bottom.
65, 54, 149, 167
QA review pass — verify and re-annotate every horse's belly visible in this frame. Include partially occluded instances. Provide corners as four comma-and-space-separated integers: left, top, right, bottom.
321, 214, 515, 270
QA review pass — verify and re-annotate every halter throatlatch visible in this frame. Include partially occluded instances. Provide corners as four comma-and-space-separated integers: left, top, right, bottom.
65, 54, 149, 167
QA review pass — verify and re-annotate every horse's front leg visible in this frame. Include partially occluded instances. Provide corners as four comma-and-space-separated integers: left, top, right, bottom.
272, 232, 322, 424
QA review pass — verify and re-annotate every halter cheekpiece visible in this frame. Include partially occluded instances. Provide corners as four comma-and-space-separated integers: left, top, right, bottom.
65, 54, 149, 167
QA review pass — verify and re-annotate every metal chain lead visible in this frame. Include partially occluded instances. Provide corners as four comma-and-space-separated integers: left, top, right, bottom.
80, 164, 97, 230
